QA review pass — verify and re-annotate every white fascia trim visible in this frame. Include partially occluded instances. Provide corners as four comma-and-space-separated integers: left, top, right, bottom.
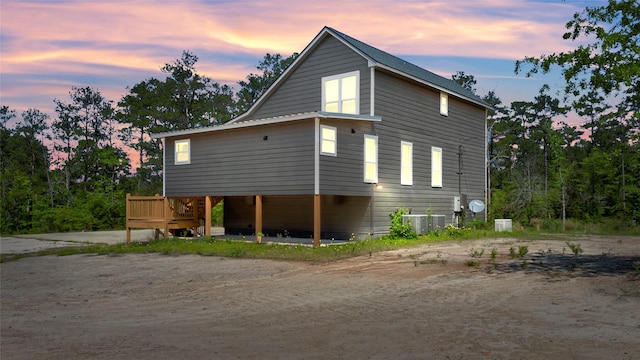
151, 112, 381, 139
317, 111, 381, 122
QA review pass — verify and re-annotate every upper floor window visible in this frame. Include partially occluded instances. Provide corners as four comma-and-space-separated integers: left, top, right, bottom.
175, 139, 190, 165
401, 141, 413, 185
364, 134, 378, 183
320, 125, 337, 156
431, 146, 442, 187
440, 91, 448, 116
322, 71, 360, 114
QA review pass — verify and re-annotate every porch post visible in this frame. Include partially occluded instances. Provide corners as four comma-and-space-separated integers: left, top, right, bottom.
126, 193, 131, 243
314, 117, 321, 247
313, 194, 321, 247
255, 195, 263, 243
205, 196, 212, 237
163, 196, 170, 239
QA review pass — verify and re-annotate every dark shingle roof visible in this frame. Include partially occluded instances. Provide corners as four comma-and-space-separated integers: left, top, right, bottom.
326, 27, 488, 107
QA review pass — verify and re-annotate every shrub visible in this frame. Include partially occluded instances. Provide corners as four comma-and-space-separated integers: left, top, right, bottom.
389, 208, 417, 239
444, 224, 468, 237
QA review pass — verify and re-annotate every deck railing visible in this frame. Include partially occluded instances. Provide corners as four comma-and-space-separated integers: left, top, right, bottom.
126, 194, 166, 221
125, 194, 208, 243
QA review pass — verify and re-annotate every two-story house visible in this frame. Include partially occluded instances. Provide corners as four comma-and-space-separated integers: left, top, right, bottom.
152, 26, 489, 243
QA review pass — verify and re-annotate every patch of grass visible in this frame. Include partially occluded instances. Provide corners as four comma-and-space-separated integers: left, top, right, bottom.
417, 258, 448, 266
469, 248, 484, 258
490, 248, 498, 261
1, 228, 498, 263
565, 241, 583, 257
1, 227, 632, 264
509, 245, 529, 259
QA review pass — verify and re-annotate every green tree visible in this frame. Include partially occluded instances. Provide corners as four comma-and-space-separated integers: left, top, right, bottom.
17, 108, 54, 208
235, 53, 299, 114
52, 98, 78, 203
516, 0, 639, 222
118, 51, 236, 193
516, 0, 639, 128
53, 87, 120, 193
0, 112, 50, 233
451, 71, 478, 94
483, 90, 509, 216
117, 79, 164, 193
159, 50, 235, 129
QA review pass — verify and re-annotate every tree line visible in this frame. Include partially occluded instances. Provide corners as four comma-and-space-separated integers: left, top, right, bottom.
0, 52, 297, 233
1, 0, 637, 234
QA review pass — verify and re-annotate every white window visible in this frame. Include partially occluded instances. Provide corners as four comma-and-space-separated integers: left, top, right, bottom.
175, 139, 190, 165
440, 91, 448, 116
431, 146, 442, 187
364, 135, 378, 183
401, 141, 413, 185
322, 71, 360, 114
320, 125, 337, 156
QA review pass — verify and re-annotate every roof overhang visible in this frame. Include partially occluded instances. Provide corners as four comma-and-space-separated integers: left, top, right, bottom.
151, 111, 382, 139
369, 63, 491, 109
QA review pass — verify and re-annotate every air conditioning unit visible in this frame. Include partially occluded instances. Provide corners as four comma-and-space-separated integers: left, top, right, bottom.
430, 215, 446, 231
402, 215, 429, 235
495, 219, 512, 232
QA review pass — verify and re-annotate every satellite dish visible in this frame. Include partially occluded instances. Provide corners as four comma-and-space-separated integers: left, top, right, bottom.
469, 199, 485, 213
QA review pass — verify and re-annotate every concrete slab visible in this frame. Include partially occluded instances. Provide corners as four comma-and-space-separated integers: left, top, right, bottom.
0, 237, 85, 254
1, 228, 226, 254
12, 229, 157, 245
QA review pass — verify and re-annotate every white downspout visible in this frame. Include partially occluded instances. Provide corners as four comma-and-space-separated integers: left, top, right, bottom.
370, 67, 375, 116
162, 138, 166, 196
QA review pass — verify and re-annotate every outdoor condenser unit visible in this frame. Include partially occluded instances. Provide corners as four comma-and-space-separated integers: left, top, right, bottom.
402, 214, 446, 234
430, 215, 446, 231
402, 215, 429, 235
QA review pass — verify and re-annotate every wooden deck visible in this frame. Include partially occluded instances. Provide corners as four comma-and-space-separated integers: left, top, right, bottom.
125, 194, 222, 243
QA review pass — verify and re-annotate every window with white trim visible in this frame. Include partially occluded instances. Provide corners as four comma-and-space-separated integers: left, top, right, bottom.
431, 146, 442, 187
364, 135, 378, 183
440, 91, 448, 116
175, 139, 190, 165
322, 71, 360, 114
401, 141, 413, 185
320, 125, 337, 156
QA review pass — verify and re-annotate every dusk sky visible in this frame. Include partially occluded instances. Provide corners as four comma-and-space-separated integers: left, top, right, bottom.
1, 0, 607, 129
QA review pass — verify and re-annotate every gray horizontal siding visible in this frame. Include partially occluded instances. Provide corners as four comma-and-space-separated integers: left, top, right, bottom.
250, 35, 371, 120
370, 70, 486, 226
163, 40, 486, 237
319, 119, 374, 196
165, 121, 315, 196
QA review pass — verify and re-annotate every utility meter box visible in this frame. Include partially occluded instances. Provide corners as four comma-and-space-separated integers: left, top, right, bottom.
453, 194, 467, 212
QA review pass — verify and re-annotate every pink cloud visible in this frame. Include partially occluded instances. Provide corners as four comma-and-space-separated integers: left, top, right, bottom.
1, 0, 603, 169
2, 0, 587, 77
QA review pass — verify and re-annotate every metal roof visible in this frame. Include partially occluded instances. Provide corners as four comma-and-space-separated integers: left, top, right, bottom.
153, 26, 488, 138
325, 27, 489, 108
151, 111, 381, 139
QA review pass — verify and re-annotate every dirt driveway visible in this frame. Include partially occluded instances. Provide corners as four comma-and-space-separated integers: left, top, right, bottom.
1, 235, 639, 359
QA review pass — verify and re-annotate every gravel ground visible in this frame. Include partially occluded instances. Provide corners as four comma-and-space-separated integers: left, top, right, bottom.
1, 235, 639, 359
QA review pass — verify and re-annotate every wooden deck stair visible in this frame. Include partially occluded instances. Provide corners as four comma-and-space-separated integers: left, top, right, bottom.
125, 194, 222, 243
